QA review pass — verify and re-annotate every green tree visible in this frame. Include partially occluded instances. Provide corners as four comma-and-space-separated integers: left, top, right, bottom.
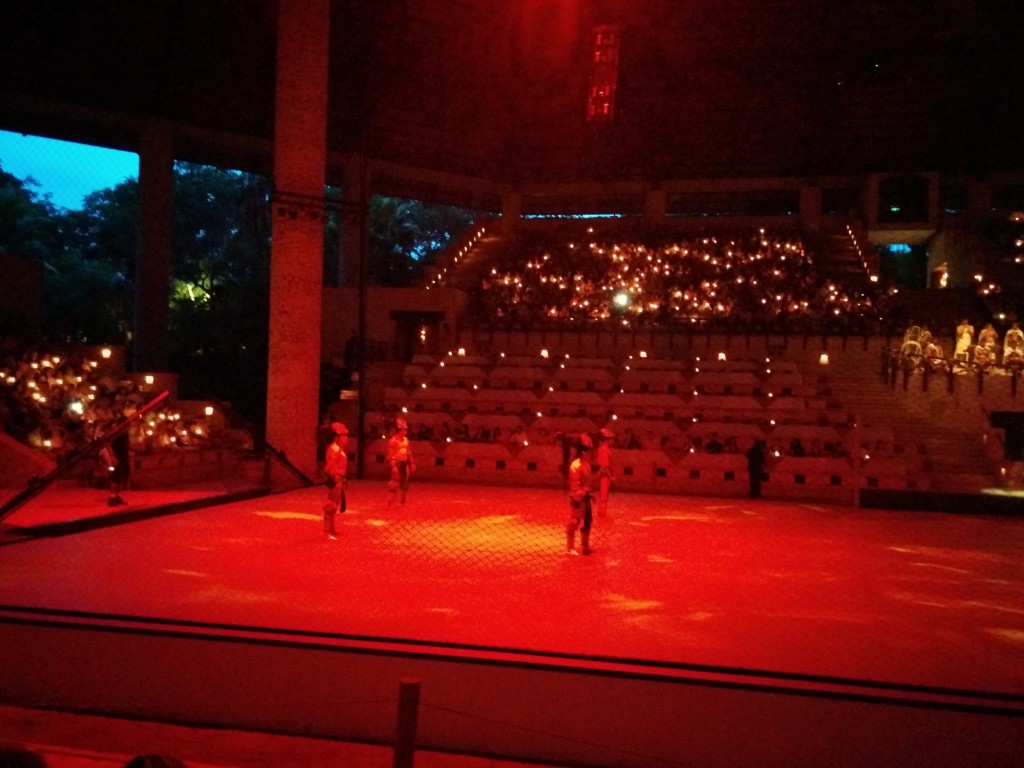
368, 196, 474, 286
4, 155, 475, 425
0, 165, 60, 262
166, 163, 272, 423
52, 182, 140, 343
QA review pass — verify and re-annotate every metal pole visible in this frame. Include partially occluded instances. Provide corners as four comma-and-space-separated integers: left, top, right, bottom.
356, 154, 369, 479
852, 413, 861, 509
392, 678, 420, 768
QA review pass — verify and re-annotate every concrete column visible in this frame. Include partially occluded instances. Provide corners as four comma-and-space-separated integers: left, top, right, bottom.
799, 184, 822, 233
340, 155, 367, 288
266, 0, 330, 478
863, 174, 881, 231
135, 118, 173, 373
644, 187, 667, 222
966, 179, 992, 226
501, 190, 522, 235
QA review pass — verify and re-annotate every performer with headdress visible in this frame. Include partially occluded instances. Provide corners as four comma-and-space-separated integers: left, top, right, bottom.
323, 422, 349, 539
386, 417, 416, 506
566, 432, 595, 556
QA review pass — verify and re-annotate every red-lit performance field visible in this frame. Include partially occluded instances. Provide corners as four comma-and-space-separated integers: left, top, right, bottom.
1, 480, 1022, 767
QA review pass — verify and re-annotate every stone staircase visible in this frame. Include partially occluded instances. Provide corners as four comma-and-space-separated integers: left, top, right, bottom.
822, 370, 997, 493
816, 229, 872, 295
444, 229, 506, 291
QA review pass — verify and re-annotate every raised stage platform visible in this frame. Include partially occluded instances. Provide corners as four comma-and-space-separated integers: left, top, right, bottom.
0, 479, 1021, 767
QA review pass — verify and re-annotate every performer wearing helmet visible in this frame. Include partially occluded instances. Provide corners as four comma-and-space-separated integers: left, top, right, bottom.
594, 427, 615, 517
386, 417, 416, 506
323, 422, 349, 539
566, 432, 595, 556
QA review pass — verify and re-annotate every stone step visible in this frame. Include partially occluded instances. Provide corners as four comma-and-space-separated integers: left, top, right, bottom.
929, 472, 995, 492
820, 374, 998, 489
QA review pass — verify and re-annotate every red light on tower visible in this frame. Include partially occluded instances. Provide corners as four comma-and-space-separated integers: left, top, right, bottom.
587, 25, 620, 123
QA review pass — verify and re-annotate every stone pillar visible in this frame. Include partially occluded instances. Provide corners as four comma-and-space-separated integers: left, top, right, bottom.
135, 118, 173, 373
799, 184, 822, 233
339, 155, 367, 288
966, 179, 992, 226
862, 175, 880, 232
501, 190, 522, 235
643, 186, 666, 223
266, 0, 330, 479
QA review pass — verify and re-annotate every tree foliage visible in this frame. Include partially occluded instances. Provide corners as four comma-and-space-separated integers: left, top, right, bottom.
1, 157, 474, 422
368, 196, 474, 286
0, 167, 60, 262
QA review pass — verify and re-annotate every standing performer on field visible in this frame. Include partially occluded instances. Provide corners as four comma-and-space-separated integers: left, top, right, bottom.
566, 433, 595, 556
323, 422, 349, 539
594, 427, 615, 517
386, 418, 416, 506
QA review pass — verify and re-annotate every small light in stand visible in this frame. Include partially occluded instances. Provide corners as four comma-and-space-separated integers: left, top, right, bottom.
101, 348, 112, 359
718, 351, 727, 361
144, 374, 155, 386
819, 353, 830, 366
204, 406, 214, 417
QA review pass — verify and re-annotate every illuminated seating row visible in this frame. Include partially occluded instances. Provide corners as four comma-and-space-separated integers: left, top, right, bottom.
386, 385, 833, 421
361, 439, 911, 494
363, 409, 886, 459
401, 358, 813, 398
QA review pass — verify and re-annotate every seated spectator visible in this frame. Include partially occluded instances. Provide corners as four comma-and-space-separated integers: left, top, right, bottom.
823, 441, 845, 457
924, 339, 945, 370
509, 424, 528, 447
1005, 344, 1024, 368
705, 432, 724, 454
974, 343, 993, 369
1004, 323, 1024, 364
789, 437, 806, 457
902, 324, 922, 344
978, 322, 999, 351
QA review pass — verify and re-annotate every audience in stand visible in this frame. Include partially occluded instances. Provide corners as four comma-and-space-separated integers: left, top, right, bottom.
473, 230, 892, 334
894, 317, 1024, 373
953, 318, 974, 360
1004, 323, 1024, 365
978, 322, 999, 352
973, 341, 994, 369
924, 337, 946, 370
0, 334, 235, 483
704, 432, 724, 454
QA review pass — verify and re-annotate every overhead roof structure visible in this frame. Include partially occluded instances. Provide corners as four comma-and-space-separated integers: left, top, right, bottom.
1, 1, 1022, 200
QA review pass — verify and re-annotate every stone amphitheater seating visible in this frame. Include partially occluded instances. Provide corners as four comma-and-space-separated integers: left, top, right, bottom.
362, 344, 938, 500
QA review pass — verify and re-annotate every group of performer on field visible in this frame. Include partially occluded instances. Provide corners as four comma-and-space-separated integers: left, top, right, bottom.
320, 417, 614, 555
